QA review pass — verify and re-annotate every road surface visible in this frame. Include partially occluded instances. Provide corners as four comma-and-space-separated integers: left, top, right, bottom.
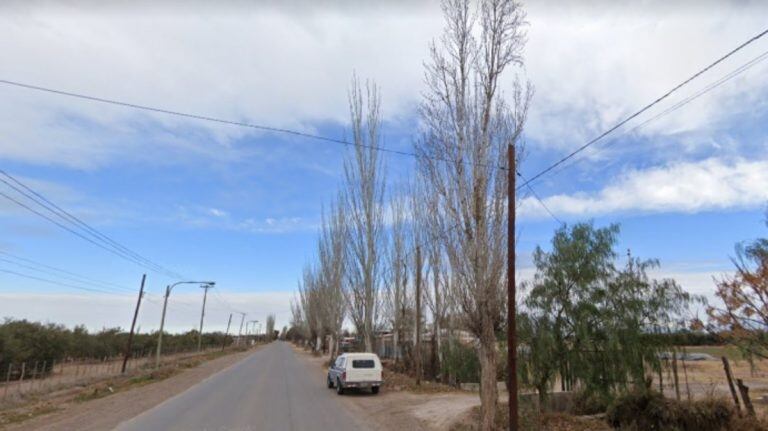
115, 342, 366, 431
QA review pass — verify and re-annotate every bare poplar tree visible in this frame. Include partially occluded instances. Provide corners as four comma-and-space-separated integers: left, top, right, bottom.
423, 178, 450, 380
385, 190, 410, 362
410, 181, 429, 384
265, 314, 276, 341
416, 0, 531, 427
299, 265, 322, 351
317, 199, 348, 359
343, 75, 386, 353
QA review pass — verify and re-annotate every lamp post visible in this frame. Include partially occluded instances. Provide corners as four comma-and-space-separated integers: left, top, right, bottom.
156, 280, 215, 368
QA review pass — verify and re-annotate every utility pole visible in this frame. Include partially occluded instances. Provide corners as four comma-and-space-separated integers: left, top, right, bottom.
156, 284, 171, 368
236, 312, 246, 346
197, 283, 214, 352
415, 245, 422, 386
222, 313, 233, 351
507, 144, 518, 430
156, 280, 215, 367
122, 274, 146, 373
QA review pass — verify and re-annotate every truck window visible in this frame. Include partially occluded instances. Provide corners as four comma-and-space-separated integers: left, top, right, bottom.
352, 359, 375, 368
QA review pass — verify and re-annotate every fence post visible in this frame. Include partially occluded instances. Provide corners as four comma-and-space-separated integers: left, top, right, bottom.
3, 363, 12, 400
49, 359, 55, 391
737, 379, 756, 417
18, 362, 26, 394
722, 356, 742, 413
40, 360, 47, 392
31, 361, 39, 392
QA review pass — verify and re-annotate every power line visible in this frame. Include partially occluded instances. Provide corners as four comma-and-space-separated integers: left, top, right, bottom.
0, 267, 133, 295
0, 188, 180, 279
0, 172, 183, 279
0, 254, 135, 294
517, 27, 768, 191
518, 172, 563, 225
533, 47, 768, 187
0, 78, 419, 160
0, 250, 134, 292
0, 169, 182, 278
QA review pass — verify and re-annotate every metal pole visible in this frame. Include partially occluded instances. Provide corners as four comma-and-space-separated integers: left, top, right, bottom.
123, 274, 146, 373
156, 285, 170, 368
507, 144, 518, 430
197, 284, 213, 352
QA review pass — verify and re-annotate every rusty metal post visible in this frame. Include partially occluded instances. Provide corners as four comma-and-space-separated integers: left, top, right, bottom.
507, 144, 518, 430
123, 274, 146, 373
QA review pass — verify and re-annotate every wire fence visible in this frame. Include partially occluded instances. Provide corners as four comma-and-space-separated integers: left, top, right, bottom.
0, 345, 229, 405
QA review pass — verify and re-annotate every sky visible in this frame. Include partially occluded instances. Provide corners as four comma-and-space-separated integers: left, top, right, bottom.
1, 0, 767, 333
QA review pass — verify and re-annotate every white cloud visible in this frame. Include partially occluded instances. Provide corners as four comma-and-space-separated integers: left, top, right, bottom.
208, 208, 227, 218
524, 0, 768, 151
520, 157, 768, 219
1, 1, 766, 168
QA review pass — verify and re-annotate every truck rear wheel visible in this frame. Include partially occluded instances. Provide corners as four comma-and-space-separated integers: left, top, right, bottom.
371, 386, 380, 395
336, 379, 344, 395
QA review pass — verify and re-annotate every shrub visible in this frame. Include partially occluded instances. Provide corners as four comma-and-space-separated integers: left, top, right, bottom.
607, 388, 733, 431
572, 389, 613, 415
441, 338, 480, 385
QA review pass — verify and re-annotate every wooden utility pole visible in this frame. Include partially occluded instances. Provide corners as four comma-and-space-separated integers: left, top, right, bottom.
507, 144, 518, 430
415, 245, 422, 386
222, 313, 233, 351
122, 274, 146, 373
236, 312, 246, 346
197, 283, 214, 352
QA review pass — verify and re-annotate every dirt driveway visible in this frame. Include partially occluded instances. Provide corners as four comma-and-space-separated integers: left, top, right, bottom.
295, 347, 483, 430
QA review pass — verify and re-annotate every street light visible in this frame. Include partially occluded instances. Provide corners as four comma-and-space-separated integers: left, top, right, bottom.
156, 280, 215, 368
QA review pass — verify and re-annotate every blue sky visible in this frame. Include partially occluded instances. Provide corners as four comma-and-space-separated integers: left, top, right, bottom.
1, 0, 767, 332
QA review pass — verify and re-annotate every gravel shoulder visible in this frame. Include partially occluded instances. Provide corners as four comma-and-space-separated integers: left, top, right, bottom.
294, 346, 483, 431
3, 348, 257, 431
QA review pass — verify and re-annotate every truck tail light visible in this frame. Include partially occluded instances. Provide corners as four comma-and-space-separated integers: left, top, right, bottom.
342, 371, 346, 381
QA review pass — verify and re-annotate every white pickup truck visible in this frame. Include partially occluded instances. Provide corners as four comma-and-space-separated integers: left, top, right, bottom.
327, 352, 383, 395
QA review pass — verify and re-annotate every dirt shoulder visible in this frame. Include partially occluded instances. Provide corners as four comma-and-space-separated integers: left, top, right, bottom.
293, 346, 483, 431
2, 348, 257, 431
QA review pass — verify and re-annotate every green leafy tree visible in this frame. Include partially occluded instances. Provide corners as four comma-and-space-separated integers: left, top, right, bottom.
521, 222, 698, 403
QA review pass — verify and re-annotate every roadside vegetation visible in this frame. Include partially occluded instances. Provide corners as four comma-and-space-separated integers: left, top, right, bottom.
0, 319, 235, 376
284, 0, 768, 429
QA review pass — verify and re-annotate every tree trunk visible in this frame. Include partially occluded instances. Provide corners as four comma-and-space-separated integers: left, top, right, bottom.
415, 246, 423, 385
329, 334, 336, 361
478, 325, 498, 431
393, 328, 400, 363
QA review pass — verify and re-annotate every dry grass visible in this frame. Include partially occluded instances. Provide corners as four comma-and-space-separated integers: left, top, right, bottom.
381, 365, 457, 394
0, 348, 245, 428
449, 402, 610, 431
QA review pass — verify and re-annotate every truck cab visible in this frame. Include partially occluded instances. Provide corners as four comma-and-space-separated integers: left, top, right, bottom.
327, 352, 383, 395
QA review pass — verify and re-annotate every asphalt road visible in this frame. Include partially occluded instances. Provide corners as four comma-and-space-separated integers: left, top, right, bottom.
114, 342, 365, 431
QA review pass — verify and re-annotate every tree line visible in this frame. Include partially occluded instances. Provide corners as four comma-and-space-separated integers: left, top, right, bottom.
286, 0, 716, 429
0, 318, 233, 371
